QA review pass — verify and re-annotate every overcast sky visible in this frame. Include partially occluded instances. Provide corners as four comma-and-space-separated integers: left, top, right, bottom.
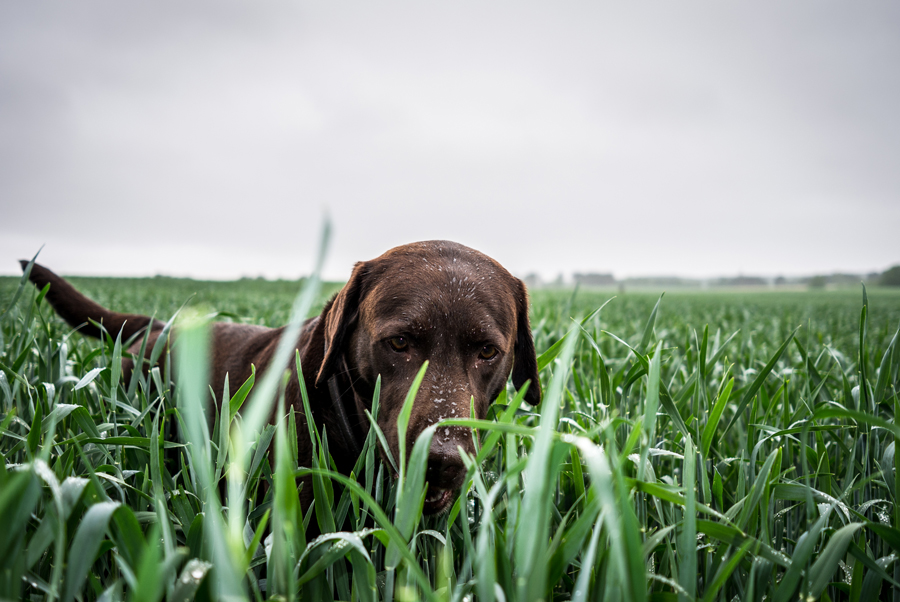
1, 2, 898, 282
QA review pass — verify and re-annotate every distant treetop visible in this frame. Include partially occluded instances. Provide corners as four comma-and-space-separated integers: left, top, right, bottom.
881, 265, 900, 286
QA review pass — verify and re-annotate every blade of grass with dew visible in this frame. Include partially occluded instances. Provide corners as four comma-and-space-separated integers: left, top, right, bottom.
573, 434, 640, 602
638, 340, 662, 483
678, 435, 696, 602
737, 447, 780, 533
149, 401, 175, 574
771, 504, 835, 602
808, 522, 865, 599
229, 221, 331, 564
396, 361, 429, 502
214, 376, 231, 484
693, 521, 789, 569
170, 559, 213, 602
174, 311, 244, 601
571, 510, 604, 602
228, 367, 255, 420
294, 350, 335, 537
699, 537, 754, 602
387, 419, 437, 570
269, 391, 300, 601
295, 532, 371, 587
62, 500, 120, 602
462, 456, 498, 602
701, 377, 734, 459
515, 326, 578, 602
31, 459, 66, 601
859, 285, 871, 410
239, 221, 329, 448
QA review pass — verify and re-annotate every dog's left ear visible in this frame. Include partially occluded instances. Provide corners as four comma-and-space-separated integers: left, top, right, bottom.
315, 262, 367, 388
511, 278, 541, 405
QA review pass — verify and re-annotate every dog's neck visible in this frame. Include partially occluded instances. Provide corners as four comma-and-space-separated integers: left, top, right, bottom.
326, 369, 364, 459
320, 339, 367, 462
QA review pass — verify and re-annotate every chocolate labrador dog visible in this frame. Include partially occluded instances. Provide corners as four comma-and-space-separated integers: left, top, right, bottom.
21, 240, 541, 514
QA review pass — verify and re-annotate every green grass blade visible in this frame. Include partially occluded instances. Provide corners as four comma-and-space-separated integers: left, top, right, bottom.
700, 377, 734, 458
638, 293, 664, 353
808, 523, 865, 599
772, 504, 834, 602
387, 422, 437, 569
396, 361, 429, 497
874, 320, 899, 404
722, 326, 798, 438
63, 501, 120, 602
699, 538, 754, 602
0, 249, 40, 319
515, 327, 578, 601
678, 435, 696, 602
170, 559, 213, 602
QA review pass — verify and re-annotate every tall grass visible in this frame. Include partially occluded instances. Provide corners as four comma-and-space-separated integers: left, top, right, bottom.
2, 263, 900, 601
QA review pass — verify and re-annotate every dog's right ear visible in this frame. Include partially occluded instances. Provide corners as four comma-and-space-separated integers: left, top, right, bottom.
315, 262, 367, 388
511, 278, 542, 406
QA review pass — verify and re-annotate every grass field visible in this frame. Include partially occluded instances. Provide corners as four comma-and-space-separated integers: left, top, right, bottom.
2, 268, 900, 602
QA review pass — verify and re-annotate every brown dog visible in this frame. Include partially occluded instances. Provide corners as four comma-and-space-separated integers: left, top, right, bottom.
22, 240, 541, 514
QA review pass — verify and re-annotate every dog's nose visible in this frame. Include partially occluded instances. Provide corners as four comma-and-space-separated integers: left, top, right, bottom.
425, 453, 466, 490
423, 425, 473, 491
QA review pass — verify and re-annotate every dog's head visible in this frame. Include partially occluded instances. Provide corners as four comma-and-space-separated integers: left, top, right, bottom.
315, 241, 540, 513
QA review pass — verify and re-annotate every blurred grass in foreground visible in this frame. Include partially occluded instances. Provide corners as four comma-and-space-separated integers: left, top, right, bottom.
2, 271, 900, 601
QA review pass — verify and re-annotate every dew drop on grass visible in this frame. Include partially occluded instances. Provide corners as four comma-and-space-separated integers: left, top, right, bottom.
838, 560, 852, 584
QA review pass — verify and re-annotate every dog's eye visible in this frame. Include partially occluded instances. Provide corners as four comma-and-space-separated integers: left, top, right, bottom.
479, 345, 499, 360
388, 336, 409, 352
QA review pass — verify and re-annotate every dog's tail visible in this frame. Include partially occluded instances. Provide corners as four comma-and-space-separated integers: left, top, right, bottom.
20, 261, 164, 341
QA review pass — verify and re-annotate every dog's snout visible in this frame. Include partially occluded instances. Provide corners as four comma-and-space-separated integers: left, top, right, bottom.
425, 428, 470, 489
426, 453, 466, 490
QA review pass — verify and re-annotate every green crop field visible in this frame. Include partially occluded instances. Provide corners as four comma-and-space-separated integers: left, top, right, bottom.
2, 268, 900, 602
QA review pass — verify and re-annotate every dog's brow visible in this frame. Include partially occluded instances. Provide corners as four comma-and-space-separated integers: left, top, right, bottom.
371, 319, 420, 339
373, 314, 508, 345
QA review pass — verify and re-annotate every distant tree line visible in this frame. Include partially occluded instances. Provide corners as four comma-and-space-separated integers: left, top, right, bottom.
882, 265, 900, 286
522, 264, 900, 289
